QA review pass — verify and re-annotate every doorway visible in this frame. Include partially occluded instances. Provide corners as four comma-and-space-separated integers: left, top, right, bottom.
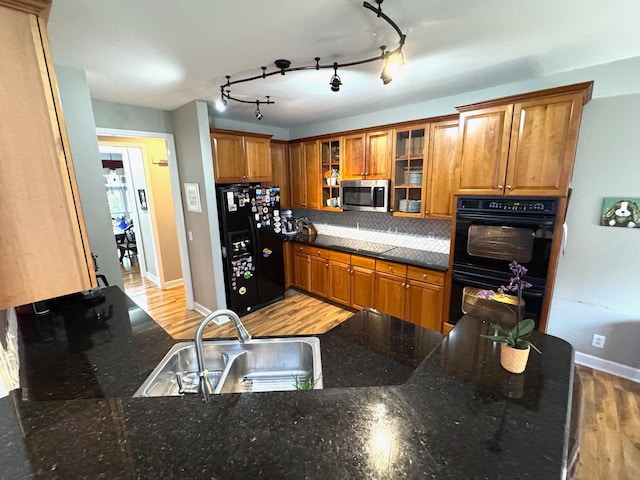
96, 128, 194, 309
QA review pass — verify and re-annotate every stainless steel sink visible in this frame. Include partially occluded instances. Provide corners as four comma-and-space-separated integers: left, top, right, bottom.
134, 337, 322, 397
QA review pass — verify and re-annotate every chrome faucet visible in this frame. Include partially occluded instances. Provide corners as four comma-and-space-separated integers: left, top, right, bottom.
195, 309, 251, 396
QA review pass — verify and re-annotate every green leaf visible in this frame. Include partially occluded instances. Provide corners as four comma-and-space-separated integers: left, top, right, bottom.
520, 340, 542, 354
480, 334, 509, 343
515, 318, 535, 337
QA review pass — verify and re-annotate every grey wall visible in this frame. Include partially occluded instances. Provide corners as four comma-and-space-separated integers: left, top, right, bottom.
92, 99, 174, 134
171, 101, 226, 312
55, 66, 123, 289
546, 94, 640, 369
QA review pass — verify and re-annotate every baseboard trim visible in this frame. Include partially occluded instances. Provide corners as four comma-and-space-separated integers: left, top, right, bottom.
574, 351, 640, 383
193, 302, 212, 317
163, 278, 184, 290
143, 272, 160, 286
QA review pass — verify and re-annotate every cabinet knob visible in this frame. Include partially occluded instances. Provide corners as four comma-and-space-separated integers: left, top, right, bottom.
422, 274, 427, 278
497, 184, 504, 189
401, 283, 405, 287
406, 284, 410, 289
506, 185, 513, 190
326, 263, 329, 268
388, 266, 392, 271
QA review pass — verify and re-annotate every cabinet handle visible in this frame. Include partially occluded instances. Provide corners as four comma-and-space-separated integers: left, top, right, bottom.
497, 184, 504, 189
406, 284, 410, 289
506, 185, 513, 190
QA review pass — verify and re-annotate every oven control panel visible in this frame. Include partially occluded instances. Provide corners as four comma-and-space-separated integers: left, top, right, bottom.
457, 197, 557, 214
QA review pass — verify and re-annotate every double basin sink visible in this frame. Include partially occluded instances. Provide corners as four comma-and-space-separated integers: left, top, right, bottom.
134, 337, 322, 397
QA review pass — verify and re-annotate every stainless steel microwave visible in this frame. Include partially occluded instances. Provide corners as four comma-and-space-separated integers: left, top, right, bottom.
339, 179, 390, 212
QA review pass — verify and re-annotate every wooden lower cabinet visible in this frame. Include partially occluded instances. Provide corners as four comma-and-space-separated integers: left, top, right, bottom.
374, 272, 407, 319
293, 251, 311, 291
350, 256, 375, 310
406, 280, 443, 331
309, 255, 330, 297
291, 244, 444, 331
374, 260, 445, 331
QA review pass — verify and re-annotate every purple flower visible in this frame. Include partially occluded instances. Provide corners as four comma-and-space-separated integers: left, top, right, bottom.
477, 290, 495, 299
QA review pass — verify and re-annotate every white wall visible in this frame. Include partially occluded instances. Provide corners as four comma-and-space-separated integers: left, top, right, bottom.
546, 94, 640, 371
209, 113, 291, 141
55, 66, 123, 289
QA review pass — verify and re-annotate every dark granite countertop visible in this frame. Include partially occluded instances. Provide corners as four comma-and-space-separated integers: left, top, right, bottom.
1, 286, 574, 479
287, 233, 449, 271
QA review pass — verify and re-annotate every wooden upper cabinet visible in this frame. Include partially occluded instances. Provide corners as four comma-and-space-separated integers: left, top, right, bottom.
0, 4, 95, 309
212, 133, 245, 182
365, 130, 392, 179
342, 133, 366, 179
506, 93, 585, 196
342, 129, 392, 179
456, 82, 592, 197
302, 140, 321, 210
244, 137, 272, 182
288, 142, 306, 208
426, 119, 460, 219
457, 104, 513, 195
211, 130, 272, 183
269, 141, 290, 209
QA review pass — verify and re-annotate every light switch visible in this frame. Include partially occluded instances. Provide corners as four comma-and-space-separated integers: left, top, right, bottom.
188, 231, 193, 241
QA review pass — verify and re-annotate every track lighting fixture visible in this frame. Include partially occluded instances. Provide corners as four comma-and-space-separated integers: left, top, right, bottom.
214, 97, 227, 112
216, 0, 406, 118
329, 63, 342, 92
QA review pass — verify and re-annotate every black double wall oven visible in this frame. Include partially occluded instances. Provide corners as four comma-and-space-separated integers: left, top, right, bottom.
449, 196, 559, 329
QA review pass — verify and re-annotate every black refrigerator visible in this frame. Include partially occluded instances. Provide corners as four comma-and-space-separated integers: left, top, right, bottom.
216, 185, 285, 316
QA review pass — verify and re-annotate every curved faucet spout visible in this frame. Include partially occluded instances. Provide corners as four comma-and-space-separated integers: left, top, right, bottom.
195, 309, 251, 396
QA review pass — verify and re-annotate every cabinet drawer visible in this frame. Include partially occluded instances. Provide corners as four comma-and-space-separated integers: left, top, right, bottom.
330, 250, 351, 264
292, 243, 329, 258
351, 254, 375, 269
406, 266, 445, 285
375, 259, 407, 276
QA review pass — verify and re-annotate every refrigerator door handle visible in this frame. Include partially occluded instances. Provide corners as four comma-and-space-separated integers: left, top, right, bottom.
248, 217, 259, 263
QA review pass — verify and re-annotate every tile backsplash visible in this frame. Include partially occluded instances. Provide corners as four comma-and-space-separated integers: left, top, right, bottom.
292, 209, 451, 254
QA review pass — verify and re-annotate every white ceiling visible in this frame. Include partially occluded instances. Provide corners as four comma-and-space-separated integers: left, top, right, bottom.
47, 0, 640, 128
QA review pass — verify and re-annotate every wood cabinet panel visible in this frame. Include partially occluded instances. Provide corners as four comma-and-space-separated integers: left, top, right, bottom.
309, 255, 330, 298
406, 280, 443, 331
211, 133, 246, 182
269, 142, 290, 208
303, 140, 321, 209
365, 130, 392, 179
375, 259, 407, 277
506, 93, 584, 196
374, 272, 406, 319
329, 259, 352, 306
406, 266, 445, 285
0, 6, 95, 308
293, 252, 310, 291
351, 265, 375, 310
457, 104, 513, 195
426, 119, 459, 219
342, 133, 366, 179
289, 142, 306, 208
244, 137, 272, 182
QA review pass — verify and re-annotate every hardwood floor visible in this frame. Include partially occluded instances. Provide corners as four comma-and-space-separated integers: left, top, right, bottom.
575, 365, 640, 480
121, 261, 353, 341
121, 262, 640, 479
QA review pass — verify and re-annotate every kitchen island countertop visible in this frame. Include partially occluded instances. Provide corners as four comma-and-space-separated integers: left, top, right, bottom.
1, 286, 574, 479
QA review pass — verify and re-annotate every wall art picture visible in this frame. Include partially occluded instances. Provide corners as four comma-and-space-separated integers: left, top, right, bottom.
600, 197, 640, 228
138, 189, 148, 210
184, 183, 202, 213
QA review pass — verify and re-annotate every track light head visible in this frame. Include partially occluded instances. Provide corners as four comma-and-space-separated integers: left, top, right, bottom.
214, 97, 227, 112
255, 101, 263, 120
330, 63, 342, 92
380, 49, 404, 85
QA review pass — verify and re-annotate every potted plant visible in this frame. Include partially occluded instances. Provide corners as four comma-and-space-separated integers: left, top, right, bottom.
480, 261, 542, 374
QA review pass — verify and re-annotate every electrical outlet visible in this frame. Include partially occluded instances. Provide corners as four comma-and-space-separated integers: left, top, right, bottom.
592, 333, 606, 349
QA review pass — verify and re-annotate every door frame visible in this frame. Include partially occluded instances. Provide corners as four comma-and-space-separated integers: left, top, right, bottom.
96, 127, 194, 309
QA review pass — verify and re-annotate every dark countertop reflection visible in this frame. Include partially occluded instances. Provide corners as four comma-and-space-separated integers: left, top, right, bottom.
2, 287, 574, 479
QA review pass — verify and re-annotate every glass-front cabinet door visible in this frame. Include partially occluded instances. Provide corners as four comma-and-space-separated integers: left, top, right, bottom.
321, 138, 341, 209
392, 126, 427, 216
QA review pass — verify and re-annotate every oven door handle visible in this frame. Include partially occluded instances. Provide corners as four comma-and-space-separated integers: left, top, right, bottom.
452, 272, 545, 297
456, 212, 555, 226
